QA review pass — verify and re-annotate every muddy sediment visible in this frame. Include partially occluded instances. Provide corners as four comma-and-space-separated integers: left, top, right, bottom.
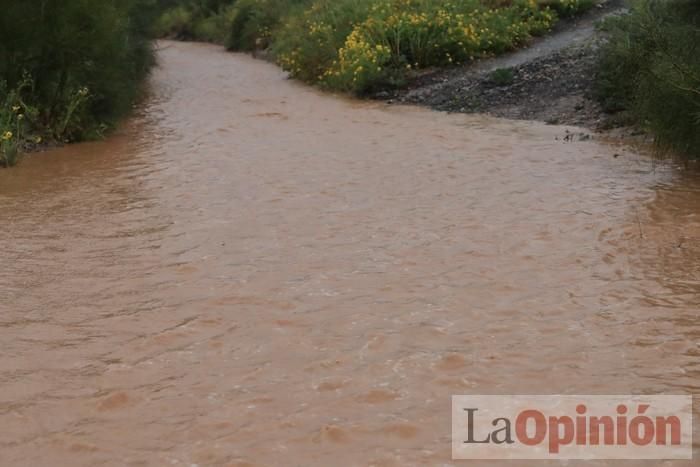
396, 43, 603, 127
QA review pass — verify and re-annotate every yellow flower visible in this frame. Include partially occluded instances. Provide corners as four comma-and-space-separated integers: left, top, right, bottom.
18, 114, 24, 120
2, 131, 13, 141
12, 105, 20, 112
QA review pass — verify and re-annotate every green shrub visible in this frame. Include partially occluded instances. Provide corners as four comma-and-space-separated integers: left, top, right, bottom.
155, 5, 196, 39
490, 67, 515, 86
194, 6, 238, 43
155, 1, 237, 43
596, 0, 700, 159
272, 0, 376, 83
225, 0, 311, 51
225, 0, 263, 50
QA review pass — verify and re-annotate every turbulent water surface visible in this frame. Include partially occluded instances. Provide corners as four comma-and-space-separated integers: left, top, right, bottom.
1, 41, 699, 466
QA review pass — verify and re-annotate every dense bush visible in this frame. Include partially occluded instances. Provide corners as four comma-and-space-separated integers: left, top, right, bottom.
155, 0, 237, 42
225, 0, 312, 51
596, 0, 700, 159
156, 5, 197, 39
271, 0, 376, 83
0, 0, 157, 166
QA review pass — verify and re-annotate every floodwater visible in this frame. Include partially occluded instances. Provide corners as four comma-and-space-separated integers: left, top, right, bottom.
0, 41, 698, 466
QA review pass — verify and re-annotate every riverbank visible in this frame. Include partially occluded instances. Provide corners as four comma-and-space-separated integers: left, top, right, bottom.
157, 0, 630, 133
157, 1, 606, 94
153, 0, 700, 161
375, 0, 626, 129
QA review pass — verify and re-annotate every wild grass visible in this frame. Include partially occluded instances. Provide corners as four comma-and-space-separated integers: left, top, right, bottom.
490, 67, 515, 86
0, 77, 38, 167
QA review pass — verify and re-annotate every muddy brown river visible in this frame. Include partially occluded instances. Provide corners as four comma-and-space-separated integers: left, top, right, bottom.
1, 41, 699, 466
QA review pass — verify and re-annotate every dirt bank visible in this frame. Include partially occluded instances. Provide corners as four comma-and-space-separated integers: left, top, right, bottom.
377, 0, 627, 129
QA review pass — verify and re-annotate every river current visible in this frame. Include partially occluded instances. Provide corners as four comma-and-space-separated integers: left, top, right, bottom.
0, 41, 698, 466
